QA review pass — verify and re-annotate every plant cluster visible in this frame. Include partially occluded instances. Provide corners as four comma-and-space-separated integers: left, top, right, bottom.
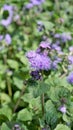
0, 0, 73, 130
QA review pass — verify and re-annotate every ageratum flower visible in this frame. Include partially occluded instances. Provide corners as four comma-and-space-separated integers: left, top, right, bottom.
52, 44, 61, 52
69, 46, 73, 52
54, 34, 60, 39
67, 72, 73, 84
59, 105, 66, 114
0, 35, 3, 41
30, 0, 45, 5
52, 57, 62, 70
39, 41, 51, 49
5, 34, 11, 45
26, 51, 51, 71
37, 21, 45, 32
54, 33, 72, 43
68, 55, 73, 64
0, 4, 14, 27
61, 32, 72, 42
25, 0, 45, 9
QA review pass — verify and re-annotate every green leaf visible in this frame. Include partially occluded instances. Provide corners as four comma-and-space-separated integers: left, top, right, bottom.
13, 77, 23, 90
7, 59, 19, 69
20, 55, 28, 65
13, 91, 20, 102
0, 115, 9, 125
43, 21, 54, 30
0, 106, 12, 121
1, 123, 11, 130
0, 92, 11, 105
54, 124, 70, 130
0, 80, 6, 89
63, 114, 70, 123
21, 93, 33, 103
37, 81, 49, 96
17, 109, 33, 121
45, 100, 58, 127
0, 64, 7, 74
29, 97, 41, 111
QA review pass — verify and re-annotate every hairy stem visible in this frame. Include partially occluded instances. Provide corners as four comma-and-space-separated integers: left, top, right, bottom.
41, 93, 45, 115
3, 54, 12, 97
6, 77, 12, 97
14, 85, 26, 112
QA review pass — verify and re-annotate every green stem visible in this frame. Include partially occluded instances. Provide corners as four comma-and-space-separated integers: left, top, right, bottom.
3, 54, 12, 97
6, 77, 12, 97
41, 93, 45, 115
14, 85, 26, 112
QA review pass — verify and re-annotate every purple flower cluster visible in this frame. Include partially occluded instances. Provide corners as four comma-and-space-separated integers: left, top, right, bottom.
0, 35, 3, 41
54, 32, 72, 43
37, 21, 44, 32
26, 50, 51, 71
5, 34, 12, 45
68, 56, 73, 64
25, 0, 45, 9
39, 41, 51, 49
0, 4, 14, 27
52, 57, 62, 70
67, 72, 73, 84
59, 105, 66, 114
69, 46, 73, 52
0, 34, 11, 45
30, 0, 45, 5
52, 44, 61, 52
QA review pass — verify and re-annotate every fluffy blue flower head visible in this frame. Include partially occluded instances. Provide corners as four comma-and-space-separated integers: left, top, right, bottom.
26, 51, 51, 71
67, 72, 73, 84
5, 34, 12, 45
0, 4, 14, 27
30, 0, 44, 5
25, 0, 45, 9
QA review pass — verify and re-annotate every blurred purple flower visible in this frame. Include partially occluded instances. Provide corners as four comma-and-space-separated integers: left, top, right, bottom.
54, 34, 60, 38
26, 50, 36, 58
59, 105, 66, 114
52, 57, 62, 70
55, 40, 60, 45
30, 0, 45, 5
26, 51, 51, 71
37, 21, 44, 32
68, 56, 73, 64
69, 46, 73, 52
54, 32, 72, 43
25, 3, 33, 9
25, 0, 45, 9
61, 32, 72, 42
0, 4, 14, 27
67, 72, 73, 84
52, 44, 61, 52
39, 41, 51, 49
5, 34, 11, 45
0, 35, 3, 41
